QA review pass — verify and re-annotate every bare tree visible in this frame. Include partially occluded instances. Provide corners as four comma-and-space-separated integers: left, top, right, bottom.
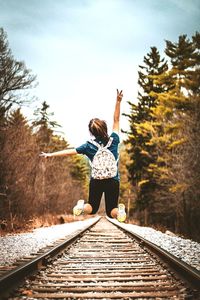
1, 109, 38, 224
0, 27, 36, 113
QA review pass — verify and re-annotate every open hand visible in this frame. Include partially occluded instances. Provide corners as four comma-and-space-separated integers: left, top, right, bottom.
117, 89, 123, 102
39, 152, 51, 158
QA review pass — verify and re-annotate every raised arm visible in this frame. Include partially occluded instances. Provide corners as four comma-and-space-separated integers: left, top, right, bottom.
40, 148, 77, 158
112, 89, 123, 133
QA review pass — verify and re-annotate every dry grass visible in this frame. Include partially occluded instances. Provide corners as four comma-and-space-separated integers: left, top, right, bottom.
0, 213, 91, 236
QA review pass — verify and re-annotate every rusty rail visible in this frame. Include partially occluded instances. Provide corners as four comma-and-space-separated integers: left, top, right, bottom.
108, 217, 200, 289
0, 216, 100, 297
2, 217, 199, 299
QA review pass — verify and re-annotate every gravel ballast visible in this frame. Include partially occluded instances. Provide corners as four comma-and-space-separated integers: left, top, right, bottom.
110, 218, 200, 271
0, 217, 98, 267
0, 216, 200, 272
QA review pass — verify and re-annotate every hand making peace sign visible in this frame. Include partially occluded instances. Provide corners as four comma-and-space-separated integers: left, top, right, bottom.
117, 89, 123, 102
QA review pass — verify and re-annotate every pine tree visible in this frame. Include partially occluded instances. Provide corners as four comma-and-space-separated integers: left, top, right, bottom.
33, 101, 88, 215
150, 34, 200, 235
32, 101, 62, 150
124, 47, 168, 223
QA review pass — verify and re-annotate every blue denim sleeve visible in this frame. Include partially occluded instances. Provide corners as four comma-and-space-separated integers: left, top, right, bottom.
75, 143, 88, 154
110, 132, 120, 144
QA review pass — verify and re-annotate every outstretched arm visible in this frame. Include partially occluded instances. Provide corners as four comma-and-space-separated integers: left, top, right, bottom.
112, 89, 123, 133
40, 148, 77, 158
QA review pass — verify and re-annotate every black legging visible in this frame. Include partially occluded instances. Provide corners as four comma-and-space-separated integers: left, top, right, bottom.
88, 178, 119, 218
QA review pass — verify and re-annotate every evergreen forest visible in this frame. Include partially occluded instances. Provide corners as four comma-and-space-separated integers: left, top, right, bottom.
123, 32, 200, 241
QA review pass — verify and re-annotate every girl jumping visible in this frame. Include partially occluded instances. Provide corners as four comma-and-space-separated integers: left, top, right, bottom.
40, 89, 126, 222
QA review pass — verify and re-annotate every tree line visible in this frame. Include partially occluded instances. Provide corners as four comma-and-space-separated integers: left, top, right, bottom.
1, 27, 199, 241
124, 32, 200, 241
0, 28, 88, 229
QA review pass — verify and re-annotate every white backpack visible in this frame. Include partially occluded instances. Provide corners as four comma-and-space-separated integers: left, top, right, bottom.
89, 137, 118, 180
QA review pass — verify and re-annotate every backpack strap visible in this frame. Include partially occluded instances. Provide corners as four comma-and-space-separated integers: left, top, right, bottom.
89, 137, 113, 149
104, 137, 113, 149
106, 137, 119, 163
89, 137, 118, 164
88, 139, 102, 148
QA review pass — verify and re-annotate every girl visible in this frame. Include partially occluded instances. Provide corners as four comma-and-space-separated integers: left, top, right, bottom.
40, 89, 126, 222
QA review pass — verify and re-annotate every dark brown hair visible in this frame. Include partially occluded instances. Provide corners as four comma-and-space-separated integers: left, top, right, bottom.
88, 118, 109, 143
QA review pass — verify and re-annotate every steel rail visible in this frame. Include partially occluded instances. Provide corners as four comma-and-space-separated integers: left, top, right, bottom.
2, 216, 199, 299
0, 216, 101, 295
108, 217, 200, 289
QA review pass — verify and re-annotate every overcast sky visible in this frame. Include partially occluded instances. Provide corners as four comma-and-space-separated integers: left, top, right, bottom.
0, 0, 199, 145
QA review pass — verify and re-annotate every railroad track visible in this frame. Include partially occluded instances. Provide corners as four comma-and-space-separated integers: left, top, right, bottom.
1, 216, 200, 299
